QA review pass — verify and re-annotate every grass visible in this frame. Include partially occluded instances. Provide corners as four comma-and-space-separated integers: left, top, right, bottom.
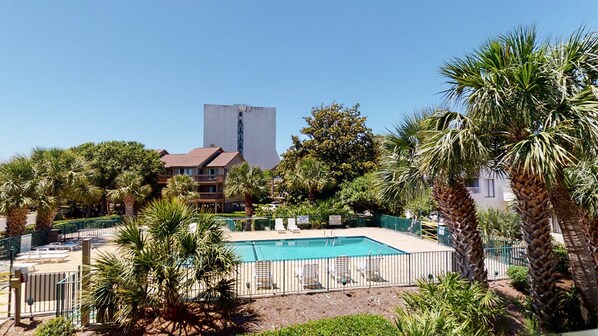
245, 314, 397, 336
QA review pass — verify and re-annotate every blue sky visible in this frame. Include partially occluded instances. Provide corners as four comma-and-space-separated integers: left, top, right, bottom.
1, 1, 597, 161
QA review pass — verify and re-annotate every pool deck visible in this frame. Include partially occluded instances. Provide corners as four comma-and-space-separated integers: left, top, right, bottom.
226, 227, 454, 253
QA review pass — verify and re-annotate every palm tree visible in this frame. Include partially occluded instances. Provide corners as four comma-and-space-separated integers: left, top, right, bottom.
286, 157, 334, 204
108, 171, 151, 218
419, 111, 489, 285
441, 27, 598, 329
31, 148, 88, 230
161, 175, 198, 202
0, 157, 36, 236
224, 162, 267, 217
378, 111, 488, 284
87, 199, 238, 331
567, 159, 598, 279
68, 172, 102, 217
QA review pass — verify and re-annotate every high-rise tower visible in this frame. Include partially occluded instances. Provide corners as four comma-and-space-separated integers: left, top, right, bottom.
203, 104, 280, 170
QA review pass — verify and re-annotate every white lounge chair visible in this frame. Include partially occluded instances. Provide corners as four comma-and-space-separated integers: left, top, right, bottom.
254, 260, 274, 290
287, 218, 300, 233
16, 251, 68, 263
356, 257, 382, 281
295, 263, 320, 289
275, 218, 286, 233
329, 256, 351, 283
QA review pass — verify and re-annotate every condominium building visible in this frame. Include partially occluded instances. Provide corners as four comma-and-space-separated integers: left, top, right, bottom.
157, 147, 244, 213
203, 104, 280, 170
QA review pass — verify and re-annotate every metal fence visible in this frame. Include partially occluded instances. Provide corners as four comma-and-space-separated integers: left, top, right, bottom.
52, 245, 527, 326
232, 250, 479, 297
378, 215, 422, 237
55, 269, 82, 324
2, 270, 79, 318
0, 217, 122, 260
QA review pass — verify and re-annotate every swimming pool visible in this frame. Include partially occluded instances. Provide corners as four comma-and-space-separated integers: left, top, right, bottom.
231, 236, 405, 262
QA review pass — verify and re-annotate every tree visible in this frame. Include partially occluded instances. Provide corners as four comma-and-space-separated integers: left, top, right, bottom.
30, 148, 88, 230
0, 157, 36, 236
441, 27, 598, 329
278, 103, 378, 188
108, 171, 151, 218
68, 171, 102, 218
379, 110, 488, 285
285, 157, 334, 204
161, 175, 198, 202
224, 162, 267, 217
566, 159, 598, 282
337, 173, 383, 213
418, 111, 489, 285
87, 199, 238, 331
72, 141, 164, 215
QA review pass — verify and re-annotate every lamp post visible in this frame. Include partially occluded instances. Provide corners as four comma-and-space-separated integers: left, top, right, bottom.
27, 297, 34, 321
341, 277, 347, 293
246, 281, 251, 300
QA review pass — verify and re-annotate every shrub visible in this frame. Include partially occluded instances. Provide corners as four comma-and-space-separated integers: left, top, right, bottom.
507, 266, 529, 293
34, 317, 75, 336
395, 273, 504, 335
553, 243, 570, 276
249, 314, 397, 336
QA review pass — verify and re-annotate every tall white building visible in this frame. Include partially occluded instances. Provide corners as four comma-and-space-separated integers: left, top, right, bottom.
203, 104, 280, 170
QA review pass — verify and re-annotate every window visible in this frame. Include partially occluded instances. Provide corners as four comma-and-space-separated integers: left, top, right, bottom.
208, 168, 218, 175
178, 168, 193, 176
466, 178, 480, 194
485, 179, 495, 198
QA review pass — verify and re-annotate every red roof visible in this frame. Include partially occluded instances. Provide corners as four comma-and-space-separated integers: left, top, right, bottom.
161, 147, 222, 167
206, 152, 242, 167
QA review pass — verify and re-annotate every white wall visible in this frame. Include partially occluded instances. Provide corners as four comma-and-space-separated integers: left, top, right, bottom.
204, 104, 280, 170
467, 171, 513, 210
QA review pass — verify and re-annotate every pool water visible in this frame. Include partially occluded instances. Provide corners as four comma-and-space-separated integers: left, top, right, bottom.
231, 236, 405, 262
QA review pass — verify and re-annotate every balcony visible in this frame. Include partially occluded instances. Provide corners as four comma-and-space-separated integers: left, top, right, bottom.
158, 174, 224, 184
196, 192, 224, 201
194, 175, 224, 183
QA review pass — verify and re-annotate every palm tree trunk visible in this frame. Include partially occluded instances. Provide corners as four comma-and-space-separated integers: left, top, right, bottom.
35, 206, 57, 231
100, 190, 107, 216
581, 214, 598, 280
6, 207, 28, 236
308, 188, 316, 205
551, 181, 598, 325
510, 171, 557, 331
124, 196, 135, 218
244, 193, 253, 217
433, 181, 487, 285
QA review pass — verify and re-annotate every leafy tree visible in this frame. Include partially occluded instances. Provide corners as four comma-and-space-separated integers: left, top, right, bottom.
108, 171, 151, 218
278, 103, 378, 187
285, 157, 334, 204
0, 157, 36, 236
72, 141, 164, 215
87, 199, 238, 332
337, 173, 380, 213
161, 174, 198, 202
224, 162, 267, 217
442, 27, 598, 328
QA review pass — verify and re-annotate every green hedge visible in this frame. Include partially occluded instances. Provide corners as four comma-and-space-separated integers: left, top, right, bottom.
247, 314, 397, 336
